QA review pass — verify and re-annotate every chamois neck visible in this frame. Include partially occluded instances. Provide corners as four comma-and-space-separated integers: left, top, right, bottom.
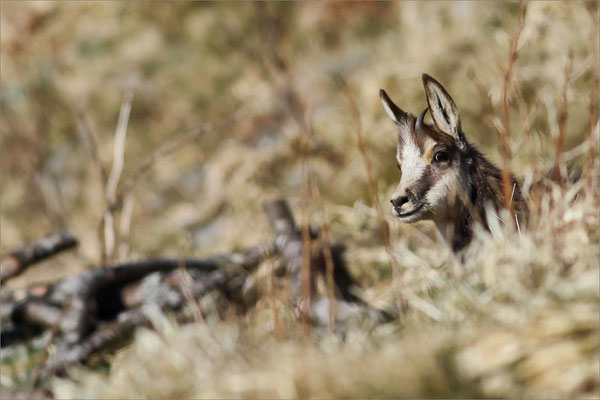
436, 142, 525, 253
434, 215, 473, 253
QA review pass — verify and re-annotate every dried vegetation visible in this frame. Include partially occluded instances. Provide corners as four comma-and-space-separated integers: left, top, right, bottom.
1, 2, 598, 398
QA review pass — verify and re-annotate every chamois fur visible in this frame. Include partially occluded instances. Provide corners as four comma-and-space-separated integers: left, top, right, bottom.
442, 137, 525, 252
381, 74, 533, 252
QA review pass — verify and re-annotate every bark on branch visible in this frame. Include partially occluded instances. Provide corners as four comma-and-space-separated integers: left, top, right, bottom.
2, 199, 396, 381
264, 199, 363, 304
264, 199, 396, 325
40, 263, 249, 377
0, 230, 78, 283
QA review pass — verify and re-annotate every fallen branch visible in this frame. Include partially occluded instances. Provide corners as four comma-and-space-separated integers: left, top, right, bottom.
40, 265, 239, 377
8, 298, 62, 330
265, 199, 398, 327
1, 246, 273, 351
49, 245, 274, 304
2, 199, 397, 384
49, 246, 273, 345
264, 199, 362, 302
0, 230, 78, 283
264, 199, 305, 301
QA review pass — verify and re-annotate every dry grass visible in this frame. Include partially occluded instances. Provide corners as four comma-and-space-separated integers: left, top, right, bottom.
54, 179, 599, 398
1, 1, 598, 398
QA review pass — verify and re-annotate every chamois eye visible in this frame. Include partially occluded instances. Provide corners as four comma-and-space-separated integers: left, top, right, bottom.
433, 151, 450, 163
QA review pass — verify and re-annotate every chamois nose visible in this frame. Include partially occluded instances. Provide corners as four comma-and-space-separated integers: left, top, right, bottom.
390, 196, 409, 209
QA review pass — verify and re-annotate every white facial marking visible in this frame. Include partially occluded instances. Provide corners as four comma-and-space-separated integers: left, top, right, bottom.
425, 169, 458, 217
402, 142, 425, 186
398, 129, 425, 190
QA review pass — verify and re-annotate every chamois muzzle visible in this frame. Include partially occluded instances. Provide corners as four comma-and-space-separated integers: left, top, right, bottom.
390, 196, 409, 209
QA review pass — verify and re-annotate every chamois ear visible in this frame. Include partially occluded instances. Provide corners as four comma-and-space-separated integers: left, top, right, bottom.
422, 74, 464, 142
380, 89, 409, 125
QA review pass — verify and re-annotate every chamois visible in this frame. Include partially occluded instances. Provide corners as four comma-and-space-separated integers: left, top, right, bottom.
380, 74, 527, 252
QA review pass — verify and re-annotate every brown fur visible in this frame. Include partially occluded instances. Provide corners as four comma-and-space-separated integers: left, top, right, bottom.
418, 121, 526, 252
381, 75, 532, 253
381, 74, 583, 253
450, 140, 525, 252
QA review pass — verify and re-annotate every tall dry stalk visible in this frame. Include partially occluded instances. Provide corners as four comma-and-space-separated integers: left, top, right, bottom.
556, 50, 574, 186
267, 258, 282, 338
335, 76, 399, 279
298, 108, 314, 334
103, 88, 135, 263
311, 178, 337, 334
586, 5, 599, 176
76, 105, 108, 188
76, 105, 110, 263
117, 193, 134, 261
499, 2, 527, 216
467, 69, 494, 115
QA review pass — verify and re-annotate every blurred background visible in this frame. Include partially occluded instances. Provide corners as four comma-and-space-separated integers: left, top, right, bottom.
2, 2, 596, 267
1, 2, 598, 397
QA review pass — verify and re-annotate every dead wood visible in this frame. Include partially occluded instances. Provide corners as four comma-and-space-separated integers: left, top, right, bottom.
48, 245, 273, 303
41, 308, 148, 377
9, 299, 62, 330
1, 246, 272, 356
264, 199, 397, 325
264, 199, 362, 302
2, 199, 397, 383
47, 246, 273, 346
0, 230, 78, 283
264, 199, 305, 301
40, 266, 238, 377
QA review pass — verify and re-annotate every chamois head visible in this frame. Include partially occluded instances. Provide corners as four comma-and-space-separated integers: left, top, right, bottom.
381, 74, 472, 224
381, 74, 527, 252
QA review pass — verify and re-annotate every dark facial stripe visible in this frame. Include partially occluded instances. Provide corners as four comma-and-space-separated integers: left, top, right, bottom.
411, 165, 433, 201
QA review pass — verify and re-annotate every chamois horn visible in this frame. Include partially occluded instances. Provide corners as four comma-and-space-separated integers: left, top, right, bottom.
415, 107, 428, 131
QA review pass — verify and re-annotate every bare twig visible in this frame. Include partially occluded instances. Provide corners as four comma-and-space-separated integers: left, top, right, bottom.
35, 172, 66, 228
299, 110, 314, 331
335, 76, 398, 275
102, 211, 116, 265
27, 306, 68, 392
516, 99, 542, 183
312, 179, 337, 334
106, 88, 135, 203
499, 2, 527, 214
264, 199, 305, 303
467, 69, 494, 115
0, 230, 78, 283
586, 7, 599, 179
103, 88, 135, 262
266, 257, 282, 337
2, 198, 401, 382
117, 193, 134, 261
177, 235, 205, 324
75, 105, 108, 187
556, 49, 574, 186
8, 299, 62, 331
